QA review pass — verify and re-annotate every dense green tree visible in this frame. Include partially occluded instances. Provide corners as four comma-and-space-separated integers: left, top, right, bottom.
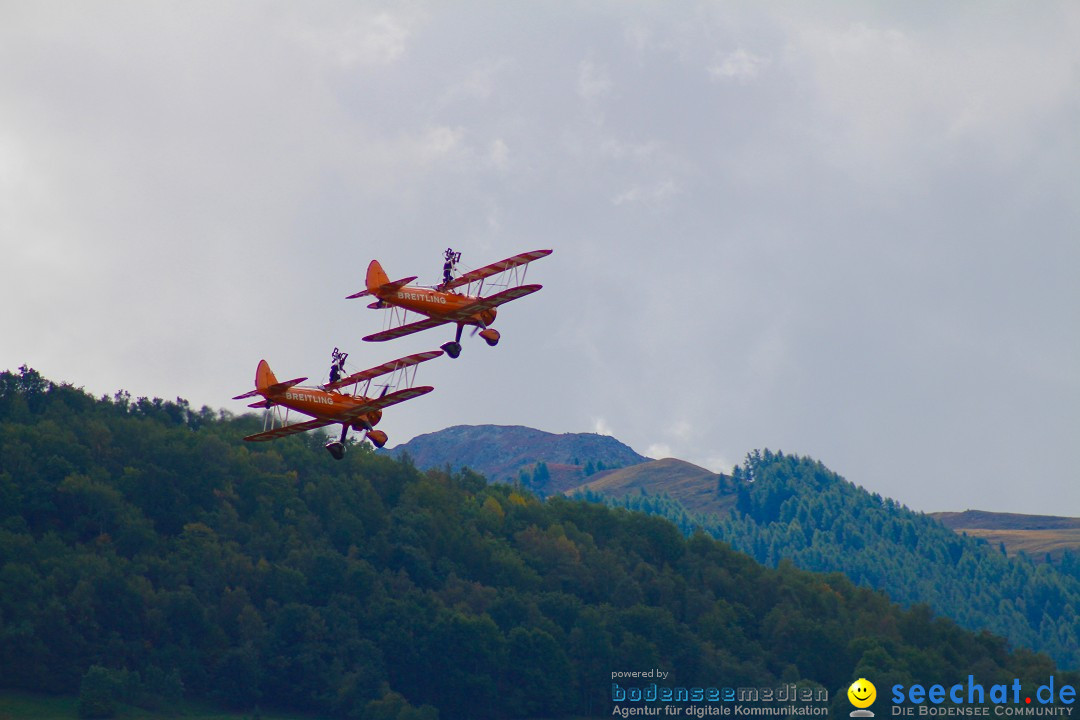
3, 368, 1080, 718
604, 449, 1080, 669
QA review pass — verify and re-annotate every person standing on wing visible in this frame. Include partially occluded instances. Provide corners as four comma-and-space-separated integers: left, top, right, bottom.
442, 248, 460, 287
328, 348, 348, 384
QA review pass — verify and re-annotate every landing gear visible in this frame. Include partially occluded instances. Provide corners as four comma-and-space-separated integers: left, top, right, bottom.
439, 323, 501, 355
325, 424, 350, 460
442, 323, 466, 359
367, 430, 388, 448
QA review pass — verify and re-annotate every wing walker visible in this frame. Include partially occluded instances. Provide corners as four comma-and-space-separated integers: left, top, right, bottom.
236, 248, 551, 458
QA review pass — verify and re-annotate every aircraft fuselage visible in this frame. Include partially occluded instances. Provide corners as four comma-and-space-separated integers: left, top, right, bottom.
268, 387, 381, 429
383, 286, 497, 327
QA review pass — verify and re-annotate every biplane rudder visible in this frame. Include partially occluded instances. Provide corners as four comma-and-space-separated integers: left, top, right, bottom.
366, 260, 390, 294
255, 360, 278, 392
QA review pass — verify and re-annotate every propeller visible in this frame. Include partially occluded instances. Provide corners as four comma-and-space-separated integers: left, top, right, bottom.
470, 316, 491, 336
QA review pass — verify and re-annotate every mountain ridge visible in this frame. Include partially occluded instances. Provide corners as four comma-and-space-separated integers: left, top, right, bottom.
383, 423, 649, 489
391, 424, 1080, 533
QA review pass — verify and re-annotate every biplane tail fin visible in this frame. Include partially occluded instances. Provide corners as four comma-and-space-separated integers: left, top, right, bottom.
367, 259, 390, 292
233, 360, 306, 401
233, 360, 278, 400
255, 359, 278, 392
346, 260, 418, 299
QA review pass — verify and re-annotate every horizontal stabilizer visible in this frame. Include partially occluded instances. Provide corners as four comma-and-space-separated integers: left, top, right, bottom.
232, 376, 306, 401
346, 276, 418, 299
267, 377, 306, 393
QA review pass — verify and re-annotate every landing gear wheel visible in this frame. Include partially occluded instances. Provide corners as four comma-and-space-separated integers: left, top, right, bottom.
479, 328, 501, 347
441, 341, 462, 359
325, 441, 346, 460
367, 430, 388, 448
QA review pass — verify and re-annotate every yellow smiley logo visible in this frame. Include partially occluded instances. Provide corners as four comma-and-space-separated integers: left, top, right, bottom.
848, 678, 876, 709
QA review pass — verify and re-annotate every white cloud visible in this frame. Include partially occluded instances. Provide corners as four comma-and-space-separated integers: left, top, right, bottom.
487, 138, 509, 169
294, 9, 425, 68
646, 443, 672, 459
592, 417, 615, 436
708, 48, 768, 82
700, 455, 734, 475
455, 57, 514, 101
577, 58, 612, 101
785, 10, 1080, 171
417, 125, 464, 159
612, 178, 679, 206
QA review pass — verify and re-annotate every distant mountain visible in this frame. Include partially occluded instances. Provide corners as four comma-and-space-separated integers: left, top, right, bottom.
383, 424, 648, 492
932, 510, 1080, 562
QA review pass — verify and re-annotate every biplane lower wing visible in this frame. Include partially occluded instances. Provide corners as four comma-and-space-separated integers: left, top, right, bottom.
244, 418, 334, 442
343, 385, 435, 418
443, 284, 543, 321
364, 316, 449, 343
323, 350, 443, 391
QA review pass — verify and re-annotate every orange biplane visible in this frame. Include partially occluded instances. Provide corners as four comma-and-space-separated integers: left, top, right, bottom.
346, 248, 552, 358
233, 350, 441, 459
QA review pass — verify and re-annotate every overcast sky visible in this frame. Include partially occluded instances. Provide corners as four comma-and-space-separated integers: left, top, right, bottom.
3, 2, 1077, 515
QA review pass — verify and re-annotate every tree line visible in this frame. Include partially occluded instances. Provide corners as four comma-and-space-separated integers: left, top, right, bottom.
2, 367, 1077, 719
590, 448, 1080, 670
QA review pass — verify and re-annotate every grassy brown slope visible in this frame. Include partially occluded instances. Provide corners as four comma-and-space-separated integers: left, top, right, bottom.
570, 457, 738, 515
932, 510, 1080, 561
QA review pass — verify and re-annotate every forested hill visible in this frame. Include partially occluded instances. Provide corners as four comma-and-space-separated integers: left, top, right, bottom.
588, 449, 1080, 670
2, 367, 1077, 720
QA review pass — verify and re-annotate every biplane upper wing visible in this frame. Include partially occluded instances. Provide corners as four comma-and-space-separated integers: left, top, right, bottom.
444, 249, 552, 291
342, 385, 435, 418
363, 316, 449, 343
323, 350, 444, 391
345, 276, 419, 300
243, 417, 334, 442
442, 284, 543, 321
